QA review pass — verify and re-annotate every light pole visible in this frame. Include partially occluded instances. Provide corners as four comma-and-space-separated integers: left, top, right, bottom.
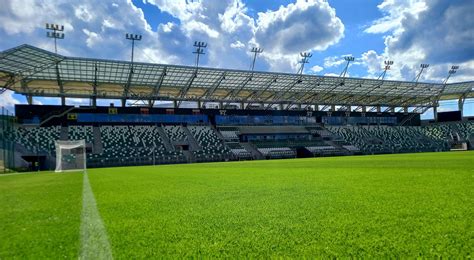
340, 56, 354, 78
443, 65, 459, 85
378, 60, 394, 80
414, 63, 429, 83
45, 23, 64, 54
297, 52, 312, 75
249, 47, 263, 72
125, 33, 142, 64
123, 33, 142, 107
193, 41, 207, 69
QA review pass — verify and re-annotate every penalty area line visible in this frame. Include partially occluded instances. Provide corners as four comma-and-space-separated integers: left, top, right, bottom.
79, 172, 113, 259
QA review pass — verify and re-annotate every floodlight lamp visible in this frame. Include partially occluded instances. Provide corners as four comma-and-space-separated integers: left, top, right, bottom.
345, 56, 354, 61
385, 60, 394, 65
451, 65, 459, 70
420, 64, 429, 68
126, 33, 142, 40
194, 41, 207, 48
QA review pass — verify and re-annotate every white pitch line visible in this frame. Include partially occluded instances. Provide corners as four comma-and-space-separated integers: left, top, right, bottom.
79, 172, 113, 259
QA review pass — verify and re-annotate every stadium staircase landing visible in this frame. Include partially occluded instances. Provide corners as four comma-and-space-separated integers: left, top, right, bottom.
156, 127, 175, 151
92, 126, 103, 154
182, 127, 201, 151
241, 143, 264, 160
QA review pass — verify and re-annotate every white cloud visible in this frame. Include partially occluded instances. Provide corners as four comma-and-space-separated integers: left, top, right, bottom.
324, 56, 346, 68
159, 22, 174, 33
74, 5, 93, 22
82, 29, 103, 48
310, 65, 323, 73
364, 0, 427, 34
360, 50, 385, 76
182, 20, 220, 39
230, 40, 245, 49
66, 98, 90, 106
254, 0, 344, 71
364, 0, 474, 82
0, 90, 20, 110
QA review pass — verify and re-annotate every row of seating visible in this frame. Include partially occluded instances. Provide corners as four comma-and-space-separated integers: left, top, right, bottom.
163, 125, 188, 142
326, 125, 450, 154
15, 126, 60, 154
421, 122, 474, 143
188, 125, 233, 161
68, 125, 94, 144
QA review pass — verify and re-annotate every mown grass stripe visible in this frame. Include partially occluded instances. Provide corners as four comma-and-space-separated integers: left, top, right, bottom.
80, 172, 113, 259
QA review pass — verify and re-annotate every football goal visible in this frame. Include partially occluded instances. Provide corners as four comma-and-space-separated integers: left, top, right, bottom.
55, 140, 86, 173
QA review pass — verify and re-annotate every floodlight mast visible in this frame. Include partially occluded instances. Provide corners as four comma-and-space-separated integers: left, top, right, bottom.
442, 65, 459, 85
45, 23, 64, 54
297, 52, 312, 75
414, 63, 429, 83
193, 41, 207, 69
339, 56, 354, 78
125, 33, 142, 64
123, 33, 142, 107
432, 65, 459, 122
378, 60, 394, 80
250, 47, 263, 72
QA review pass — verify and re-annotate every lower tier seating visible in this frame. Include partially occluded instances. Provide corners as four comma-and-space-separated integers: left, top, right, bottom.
15, 126, 61, 154
188, 125, 233, 162
11, 121, 473, 168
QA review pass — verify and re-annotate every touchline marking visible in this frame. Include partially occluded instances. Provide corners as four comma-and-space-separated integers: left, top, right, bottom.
79, 172, 113, 259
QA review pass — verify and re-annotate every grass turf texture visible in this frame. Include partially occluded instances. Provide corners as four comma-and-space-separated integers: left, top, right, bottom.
1, 152, 473, 258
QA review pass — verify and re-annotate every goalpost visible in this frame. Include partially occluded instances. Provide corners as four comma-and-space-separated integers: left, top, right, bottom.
55, 140, 86, 173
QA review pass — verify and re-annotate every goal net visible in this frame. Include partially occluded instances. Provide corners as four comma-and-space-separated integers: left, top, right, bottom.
55, 140, 86, 173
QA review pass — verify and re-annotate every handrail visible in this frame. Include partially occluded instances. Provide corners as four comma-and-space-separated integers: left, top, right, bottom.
40, 107, 76, 126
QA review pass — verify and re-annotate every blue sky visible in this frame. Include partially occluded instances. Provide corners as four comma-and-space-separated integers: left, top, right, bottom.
0, 0, 473, 118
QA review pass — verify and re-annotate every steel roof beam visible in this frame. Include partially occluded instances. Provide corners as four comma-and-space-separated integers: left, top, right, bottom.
177, 70, 198, 108
203, 72, 226, 100
245, 76, 278, 108
223, 74, 252, 103
148, 67, 167, 107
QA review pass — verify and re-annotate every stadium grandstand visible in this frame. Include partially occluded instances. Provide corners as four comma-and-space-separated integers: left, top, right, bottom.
0, 44, 473, 172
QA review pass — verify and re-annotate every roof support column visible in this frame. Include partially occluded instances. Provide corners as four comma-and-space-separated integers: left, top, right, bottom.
92, 63, 98, 108
314, 105, 319, 112
121, 98, 126, 107
55, 64, 65, 106
458, 97, 464, 118
434, 106, 438, 122
27, 94, 33, 105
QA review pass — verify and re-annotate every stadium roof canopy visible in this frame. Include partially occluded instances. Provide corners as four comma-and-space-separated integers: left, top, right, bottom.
1, 44, 473, 110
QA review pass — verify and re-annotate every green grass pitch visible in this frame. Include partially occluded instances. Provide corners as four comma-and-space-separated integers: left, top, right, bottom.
1, 152, 473, 258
